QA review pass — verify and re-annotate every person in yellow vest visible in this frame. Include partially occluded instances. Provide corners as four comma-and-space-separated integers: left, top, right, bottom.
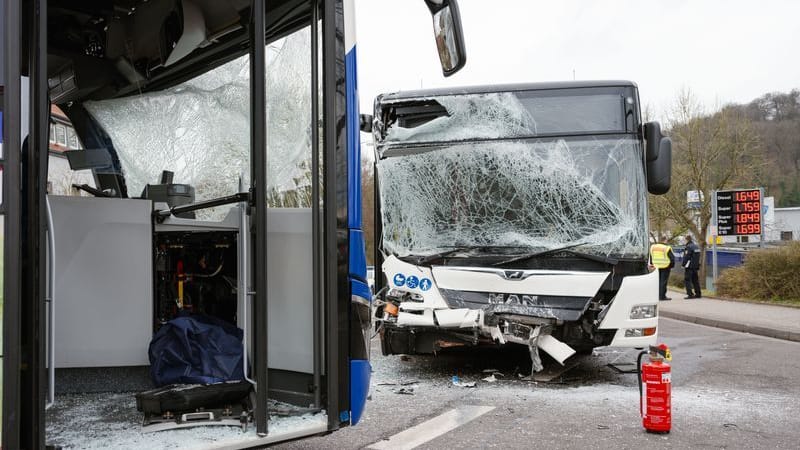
650, 237, 675, 301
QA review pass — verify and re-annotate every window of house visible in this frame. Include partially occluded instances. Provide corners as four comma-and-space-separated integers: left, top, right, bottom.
55, 124, 67, 146
67, 128, 81, 149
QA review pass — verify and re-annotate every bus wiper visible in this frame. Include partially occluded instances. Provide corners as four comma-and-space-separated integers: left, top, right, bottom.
415, 245, 506, 265
559, 249, 619, 266
492, 243, 618, 267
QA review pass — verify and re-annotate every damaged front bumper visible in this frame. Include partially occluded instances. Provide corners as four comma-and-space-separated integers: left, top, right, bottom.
378, 256, 659, 370
382, 309, 576, 371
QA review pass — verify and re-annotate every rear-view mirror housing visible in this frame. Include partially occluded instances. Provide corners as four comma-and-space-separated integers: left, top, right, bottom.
424, 0, 467, 77
644, 121, 662, 162
647, 137, 672, 195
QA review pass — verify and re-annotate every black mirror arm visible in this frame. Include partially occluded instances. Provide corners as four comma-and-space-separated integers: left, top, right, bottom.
360, 114, 373, 133
424, 0, 449, 14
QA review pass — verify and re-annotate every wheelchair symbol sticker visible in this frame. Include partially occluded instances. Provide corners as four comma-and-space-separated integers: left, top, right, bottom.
419, 278, 432, 291
406, 275, 419, 289
393, 273, 406, 286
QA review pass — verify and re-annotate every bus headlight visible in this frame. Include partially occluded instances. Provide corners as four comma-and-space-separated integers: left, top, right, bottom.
630, 304, 657, 319
625, 327, 657, 337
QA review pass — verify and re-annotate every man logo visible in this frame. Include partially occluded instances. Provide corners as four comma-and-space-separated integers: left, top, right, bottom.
503, 270, 525, 280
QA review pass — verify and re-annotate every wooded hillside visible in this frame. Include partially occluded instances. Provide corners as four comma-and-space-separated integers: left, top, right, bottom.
739, 89, 800, 206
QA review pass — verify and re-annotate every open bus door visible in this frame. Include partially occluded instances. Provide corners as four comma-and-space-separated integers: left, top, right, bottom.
2, 0, 466, 448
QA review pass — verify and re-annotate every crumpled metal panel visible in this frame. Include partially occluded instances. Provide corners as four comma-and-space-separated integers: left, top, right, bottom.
438, 288, 591, 322
382, 92, 536, 145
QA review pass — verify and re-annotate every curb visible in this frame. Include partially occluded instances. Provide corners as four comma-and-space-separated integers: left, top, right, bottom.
660, 310, 800, 342
667, 288, 800, 309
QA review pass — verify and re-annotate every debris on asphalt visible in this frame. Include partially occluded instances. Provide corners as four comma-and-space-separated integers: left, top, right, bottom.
597, 424, 610, 430
451, 376, 476, 388
482, 374, 498, 383
392, 387, 415, 395
482, 369, 505, 377
377, 380, 419, 386
607, 362, 639, 374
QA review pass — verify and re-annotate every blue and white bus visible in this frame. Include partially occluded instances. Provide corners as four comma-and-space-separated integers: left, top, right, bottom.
0, 0, 466, 448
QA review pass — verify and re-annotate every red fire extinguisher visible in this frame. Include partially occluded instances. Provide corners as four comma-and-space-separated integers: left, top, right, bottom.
638, 343, 672, 433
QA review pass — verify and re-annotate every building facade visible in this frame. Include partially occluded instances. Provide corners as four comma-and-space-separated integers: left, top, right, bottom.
48, 105, 95, 196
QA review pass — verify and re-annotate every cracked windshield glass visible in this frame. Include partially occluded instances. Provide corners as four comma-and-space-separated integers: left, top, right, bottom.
376, 92, 648, 259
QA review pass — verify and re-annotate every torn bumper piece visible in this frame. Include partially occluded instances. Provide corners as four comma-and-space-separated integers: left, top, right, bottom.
392, 307, 576, 369
538, 335, 577, 365
498, 321, 576, 370
396, 308, 481, 328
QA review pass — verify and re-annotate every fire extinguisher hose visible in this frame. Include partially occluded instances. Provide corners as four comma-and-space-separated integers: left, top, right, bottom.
636, 350, 647, 414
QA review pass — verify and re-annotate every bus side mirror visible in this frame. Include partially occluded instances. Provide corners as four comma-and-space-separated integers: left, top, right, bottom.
647, 137, 672, 195
643, 121, 662, 162
360, 114, 373, 133
424, 0, 467, 77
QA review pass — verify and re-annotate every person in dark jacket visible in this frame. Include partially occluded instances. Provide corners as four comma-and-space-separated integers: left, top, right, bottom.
682, 234, 702, 299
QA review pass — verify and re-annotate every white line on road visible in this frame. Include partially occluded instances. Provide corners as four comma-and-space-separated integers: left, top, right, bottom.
367, 405, 495, 450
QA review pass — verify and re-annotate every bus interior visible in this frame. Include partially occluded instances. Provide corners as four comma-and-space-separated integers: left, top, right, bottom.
4, 0, 354, 448
3, 0, 466, 447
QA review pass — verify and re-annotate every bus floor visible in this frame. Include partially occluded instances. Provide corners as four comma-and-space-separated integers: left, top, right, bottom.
45, 369, 327, 449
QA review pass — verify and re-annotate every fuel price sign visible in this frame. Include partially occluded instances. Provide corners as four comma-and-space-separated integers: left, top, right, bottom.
716, 189, 762, 236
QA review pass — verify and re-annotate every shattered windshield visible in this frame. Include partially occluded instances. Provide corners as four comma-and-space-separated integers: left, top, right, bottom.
379, 90, 627, 146
376, 90, 648, 259
84, 29, 314, 218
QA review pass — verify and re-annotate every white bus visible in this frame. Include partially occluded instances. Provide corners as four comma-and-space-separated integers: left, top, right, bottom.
371, 81, 672, 371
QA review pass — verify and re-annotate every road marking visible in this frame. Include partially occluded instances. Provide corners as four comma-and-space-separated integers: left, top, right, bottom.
367, 405, 495, 450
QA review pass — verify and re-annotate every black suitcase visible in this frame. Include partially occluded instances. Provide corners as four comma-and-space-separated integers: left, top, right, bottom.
136, 380, 253, 415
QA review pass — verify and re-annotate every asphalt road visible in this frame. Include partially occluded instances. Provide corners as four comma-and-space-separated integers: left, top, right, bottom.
279, 318, 800, 449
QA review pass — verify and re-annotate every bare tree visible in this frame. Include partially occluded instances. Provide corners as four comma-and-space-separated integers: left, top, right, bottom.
650, 89, 763, 285
733, 89, 800, 206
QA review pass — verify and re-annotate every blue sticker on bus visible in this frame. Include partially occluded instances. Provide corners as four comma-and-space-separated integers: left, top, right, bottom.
393, 273, 406, 286
419, 278, 432, 291
406, 275, 419, 289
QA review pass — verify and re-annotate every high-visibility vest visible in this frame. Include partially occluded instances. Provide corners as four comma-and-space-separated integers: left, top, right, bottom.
650, 243, 672, 269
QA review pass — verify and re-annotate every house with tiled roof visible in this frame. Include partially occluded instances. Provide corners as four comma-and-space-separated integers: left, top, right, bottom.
47, 105, 95, 195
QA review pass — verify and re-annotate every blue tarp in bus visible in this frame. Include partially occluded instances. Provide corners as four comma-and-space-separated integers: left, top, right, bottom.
149, 313, 244, 387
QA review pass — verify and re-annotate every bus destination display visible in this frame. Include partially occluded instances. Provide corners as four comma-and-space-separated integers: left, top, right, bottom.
716, 189, 762, 236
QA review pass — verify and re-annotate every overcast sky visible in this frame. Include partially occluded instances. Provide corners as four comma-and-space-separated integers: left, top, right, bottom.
355, 0, 800, 122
